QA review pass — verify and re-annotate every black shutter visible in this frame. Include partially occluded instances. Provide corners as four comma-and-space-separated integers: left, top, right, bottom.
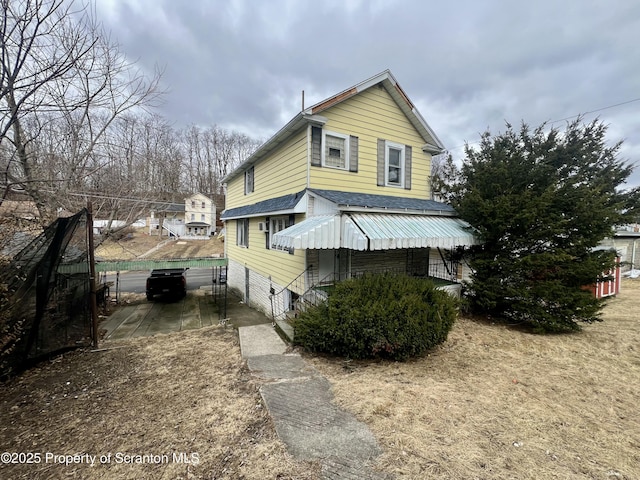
311, 126, 322, 166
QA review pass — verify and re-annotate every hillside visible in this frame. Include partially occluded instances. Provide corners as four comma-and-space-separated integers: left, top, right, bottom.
95, 228, 224, 260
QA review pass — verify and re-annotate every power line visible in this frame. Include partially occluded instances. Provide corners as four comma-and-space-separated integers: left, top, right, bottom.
37, 188, 184, 206
444, 95, 640, 153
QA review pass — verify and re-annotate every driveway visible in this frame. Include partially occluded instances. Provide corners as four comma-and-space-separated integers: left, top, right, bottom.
100, 291, 272, 340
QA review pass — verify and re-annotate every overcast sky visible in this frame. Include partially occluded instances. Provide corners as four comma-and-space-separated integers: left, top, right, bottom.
97, 0, 640, 187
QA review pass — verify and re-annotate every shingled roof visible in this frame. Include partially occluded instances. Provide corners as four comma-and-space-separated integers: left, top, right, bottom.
221, 189, 455, 219
308, 189, 455, 214
221, 190, 306, 219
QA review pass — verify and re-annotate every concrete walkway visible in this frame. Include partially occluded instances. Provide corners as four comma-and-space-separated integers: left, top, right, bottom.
239, 325, 390, 479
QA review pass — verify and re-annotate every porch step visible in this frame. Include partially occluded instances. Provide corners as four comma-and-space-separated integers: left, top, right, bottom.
274, 318, 295, 342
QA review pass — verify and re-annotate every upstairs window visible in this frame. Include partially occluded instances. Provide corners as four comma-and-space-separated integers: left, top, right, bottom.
386, 142, 404, 186
244, 166, 254, 194
324, 133, 348, 169
377, 139, 411, 189
191, 200, 195, 208
311, 126, 358, 172
201, 201, 206, 209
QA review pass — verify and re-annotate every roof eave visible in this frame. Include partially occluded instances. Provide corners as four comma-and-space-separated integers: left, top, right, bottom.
221, 208, 298, 221
222, 113, 327, 184
307, 70, 445, 151
338, 205, 457, 216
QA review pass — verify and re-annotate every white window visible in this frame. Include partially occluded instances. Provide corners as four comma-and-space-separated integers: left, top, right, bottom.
201, 201, 206, 209
237, 219, 249, 247
201, 214, 205, 222
385, 141, 405, 187
191, 213, 195, 221
269, 217, 287, 250
244, 166, 254, 194
322, 131, 349, 169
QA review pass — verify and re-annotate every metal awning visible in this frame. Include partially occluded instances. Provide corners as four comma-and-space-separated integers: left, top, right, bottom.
271, 213, 478, 251
350, 213, 478, 250
271, 215, 367, 250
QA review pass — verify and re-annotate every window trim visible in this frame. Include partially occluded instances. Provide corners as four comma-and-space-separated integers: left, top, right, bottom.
385, 140, 405, 188
244, 166, 254, 195
321, 130, 349, 170
236, 219, 249, 247
268, 215, 291, 252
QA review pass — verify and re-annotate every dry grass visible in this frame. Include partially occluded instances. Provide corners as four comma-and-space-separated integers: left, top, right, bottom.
2, 275, 637, 479
0, 327, 319, 479
305, 278, 640, 480
95, 228, 224, 260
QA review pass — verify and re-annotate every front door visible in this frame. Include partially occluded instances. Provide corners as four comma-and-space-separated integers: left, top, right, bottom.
318, 250, 335, 284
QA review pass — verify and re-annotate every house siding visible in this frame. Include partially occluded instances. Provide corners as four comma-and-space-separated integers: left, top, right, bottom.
309, 86, 431, 198
227, 257, 284, 315
226, 129, 308, 210
184, 193, 215, 236
225, 216, 307, 303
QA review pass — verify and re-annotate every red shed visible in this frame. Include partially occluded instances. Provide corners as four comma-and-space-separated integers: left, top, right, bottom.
592, 256, 621, 299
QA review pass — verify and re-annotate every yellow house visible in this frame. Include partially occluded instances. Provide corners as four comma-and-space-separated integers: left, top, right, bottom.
221, 70, 478, 333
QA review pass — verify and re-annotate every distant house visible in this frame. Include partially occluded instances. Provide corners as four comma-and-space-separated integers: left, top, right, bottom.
220, 70, 479, 328
149, 193, 216, 239
600, 225, 640, 273
185, 192, 216, 238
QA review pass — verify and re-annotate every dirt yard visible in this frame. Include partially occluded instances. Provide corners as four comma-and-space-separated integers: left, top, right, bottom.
0, 327, 319, 479
1, 278, 638, 479
95, 228, 224, 260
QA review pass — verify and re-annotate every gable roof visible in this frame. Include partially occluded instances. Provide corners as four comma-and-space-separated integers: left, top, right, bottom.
185, 192, 213, 202
223, 69, 445, 183
307, 70, 444, 153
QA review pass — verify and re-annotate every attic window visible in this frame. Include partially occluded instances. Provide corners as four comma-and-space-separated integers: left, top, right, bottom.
323, 132, 348, 169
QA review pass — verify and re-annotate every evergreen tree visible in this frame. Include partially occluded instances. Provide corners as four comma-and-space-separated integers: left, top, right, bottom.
451, 119, 639, 332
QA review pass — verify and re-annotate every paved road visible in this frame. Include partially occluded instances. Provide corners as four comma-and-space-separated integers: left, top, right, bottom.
101, 268, 215, 293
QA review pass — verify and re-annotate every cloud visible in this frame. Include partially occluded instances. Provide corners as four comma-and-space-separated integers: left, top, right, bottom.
96, 0, 640, 186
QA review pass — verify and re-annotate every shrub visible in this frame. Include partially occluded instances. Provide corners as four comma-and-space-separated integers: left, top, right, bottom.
293, 273, 458, 361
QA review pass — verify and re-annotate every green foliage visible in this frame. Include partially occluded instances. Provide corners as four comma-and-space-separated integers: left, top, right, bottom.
451, 119, 639, 332
293, 273, 458, 360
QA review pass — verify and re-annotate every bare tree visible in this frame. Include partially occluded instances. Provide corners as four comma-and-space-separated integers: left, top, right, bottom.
181, 123, 261, 198
0, 0, 162, 222
430, 152, 459, 203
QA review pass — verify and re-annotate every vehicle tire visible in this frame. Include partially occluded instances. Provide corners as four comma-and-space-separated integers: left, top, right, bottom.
146, 294, 153, 301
